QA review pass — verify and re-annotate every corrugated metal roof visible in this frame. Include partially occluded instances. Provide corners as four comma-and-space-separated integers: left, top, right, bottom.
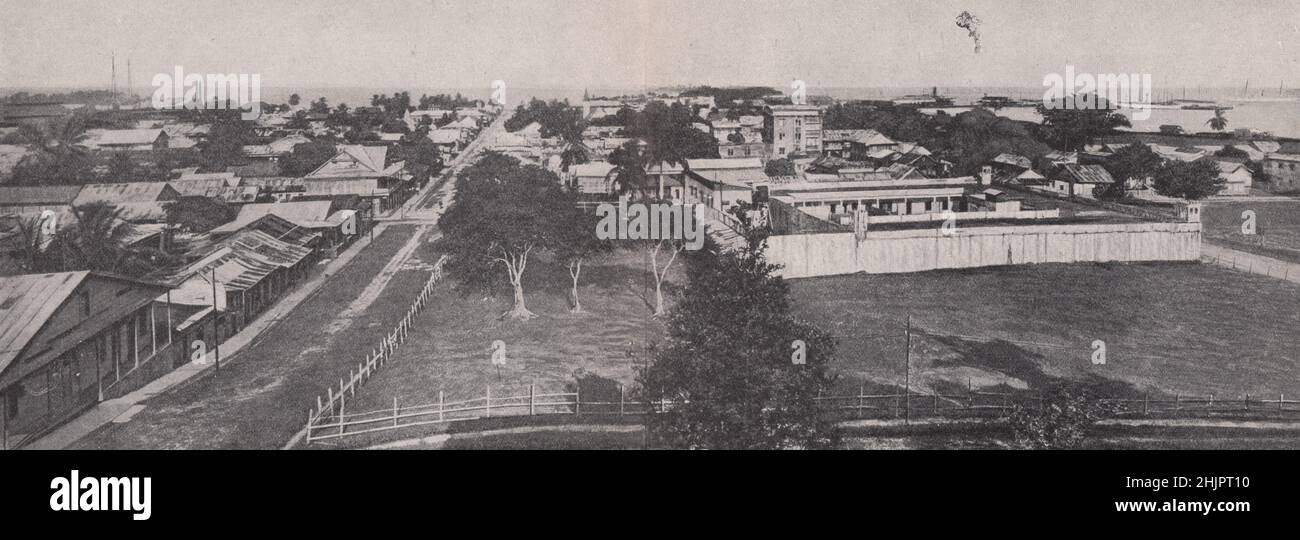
211, 201, 334, 233
73, 182, 179, 205
0, 271, 89, 374
1060, 163, 1116, 184
0, 186, 83, 206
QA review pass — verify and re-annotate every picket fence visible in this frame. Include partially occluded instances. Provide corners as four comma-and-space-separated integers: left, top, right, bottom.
305, 380, 1300, 444
304, 255, 447, 436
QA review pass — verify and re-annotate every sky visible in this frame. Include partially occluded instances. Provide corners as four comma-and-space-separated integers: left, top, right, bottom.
2, 0, 1298, 92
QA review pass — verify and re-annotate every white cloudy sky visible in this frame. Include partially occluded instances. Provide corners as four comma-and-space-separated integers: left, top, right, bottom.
2, 0, 1298, 90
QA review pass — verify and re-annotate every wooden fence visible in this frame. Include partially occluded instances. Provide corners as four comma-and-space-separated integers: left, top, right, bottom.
304, 255, 447, 436
304, 380, 1300, 444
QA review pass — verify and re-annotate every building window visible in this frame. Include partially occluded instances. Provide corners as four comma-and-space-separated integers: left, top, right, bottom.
80, 291, 91, 317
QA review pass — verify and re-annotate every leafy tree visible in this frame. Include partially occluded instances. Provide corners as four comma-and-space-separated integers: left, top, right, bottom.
726, 131, 746, 144
639, 229, 840, 449
553, 201, 614, 313
436, 153, 572, 320
288, 93, 301, 107
1037, 98, 1131, 151
201, 116, 251, 170
1152, 159, 1225, 200
165, 196, 237, 233
104, 152, 139, 181
765, 158, 796, 177
1100, 142, 1163, 198
1007, 384, 1112, 449
1215, 145, 1249, 159
286, 110, 311, 130
280, 141, 337, 176
309, 97, 330, 114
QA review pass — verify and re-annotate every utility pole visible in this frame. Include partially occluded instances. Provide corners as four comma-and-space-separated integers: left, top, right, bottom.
211, 268, 221, 372
904, 315, 912, 426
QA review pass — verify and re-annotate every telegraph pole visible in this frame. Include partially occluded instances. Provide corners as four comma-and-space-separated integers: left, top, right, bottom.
211, 268, 221, 372
904, 315, 912, 426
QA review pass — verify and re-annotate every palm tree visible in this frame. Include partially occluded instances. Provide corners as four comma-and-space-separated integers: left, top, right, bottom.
12, 116, 90, 185
1206, 109, 1229, 132
51, 202, 136, 273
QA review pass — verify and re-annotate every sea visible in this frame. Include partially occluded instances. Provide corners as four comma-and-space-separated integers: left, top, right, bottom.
6, 84, 1299, 139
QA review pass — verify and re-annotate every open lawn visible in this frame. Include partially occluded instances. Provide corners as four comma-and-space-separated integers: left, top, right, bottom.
1202, 199, 1300, 264
346, 242, 680, 414
788, 261, 1300, 400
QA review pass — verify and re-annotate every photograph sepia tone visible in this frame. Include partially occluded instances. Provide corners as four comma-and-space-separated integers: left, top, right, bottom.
2, 0, 1300, 462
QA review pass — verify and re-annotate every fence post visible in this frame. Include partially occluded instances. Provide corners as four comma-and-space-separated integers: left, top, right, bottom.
530, 384, 535, 415
1245, 393, 1250, 411
575, 386, 581, 415
858, 383, 864, 417
393, 396, 399, 427
967, 378, 973, 410
317, 395, 323, 416
439, 391, 444, 422
306, 409, 312, 443
1210, 393, 1214, 409
486, 386, 492, 418
619, 384, 625, 416
339, 392, 346, 436
1142, 392, 1148, 416
1174, 393, 1180, 412
1281, 393, 1286, 412
933, 392, 939, 415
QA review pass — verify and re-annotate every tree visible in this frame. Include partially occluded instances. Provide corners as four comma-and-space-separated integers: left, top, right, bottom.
1007, 384, 1112, 449
6, 214, 59, 274
1215, 145, 1249, 159
1100, 143, 1163, 198
165, 196, 237, 233
764, 158, 796, 177
1037, 99, 1131, 151
647, 238, 685, 317
1151, 159, 1225, 200
201, 115, 251, 170
286, 110, 310, 130
46, 202, 141, 274
288, 93, 301, 107
280, 141, 337, 176
104, 152, 138, 181
436, 153, 571, 320
553, 201, 613, 313
1206, 109, 1228, 132
639, 230, 840, 449
10, 116, 92, 185
309, 97, 330, 114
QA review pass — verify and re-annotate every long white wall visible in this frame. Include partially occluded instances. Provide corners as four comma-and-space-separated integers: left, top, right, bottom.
768, 222, 1202, 278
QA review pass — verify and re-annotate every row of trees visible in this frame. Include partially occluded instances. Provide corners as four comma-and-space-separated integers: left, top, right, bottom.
436, 148, 841, 448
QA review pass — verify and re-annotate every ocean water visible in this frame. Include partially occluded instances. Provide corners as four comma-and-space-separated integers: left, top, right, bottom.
7, 84, 1298, 138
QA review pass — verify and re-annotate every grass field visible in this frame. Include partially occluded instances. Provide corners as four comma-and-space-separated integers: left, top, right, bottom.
788, 261, 1300, 400
1202, 199, 1300, 264
346, 241, 679, 415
